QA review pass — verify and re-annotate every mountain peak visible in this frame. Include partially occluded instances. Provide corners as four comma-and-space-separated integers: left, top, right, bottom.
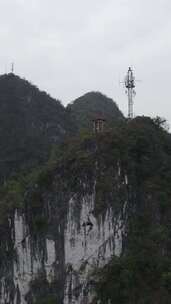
67, 91, 124, 131
0, 74, 70, 181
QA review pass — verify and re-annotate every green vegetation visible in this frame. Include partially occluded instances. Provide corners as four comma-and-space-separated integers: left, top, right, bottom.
67, 91, 124, 132
34, 298, 57, 304
95, 253, 171, 304
29, 273, 59, 304
1, 116, 170, 217
0, 115, 171, 303
0, 73, 71, 182
0, 164, 55, 224
94, 117, 171, 304
2, 73, 171, 303
0, 75, 124, 184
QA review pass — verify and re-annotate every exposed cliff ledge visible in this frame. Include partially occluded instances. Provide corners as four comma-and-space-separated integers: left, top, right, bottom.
0, 117, 171, 304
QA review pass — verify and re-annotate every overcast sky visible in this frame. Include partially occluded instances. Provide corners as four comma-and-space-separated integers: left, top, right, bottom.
0, 0, 171, 123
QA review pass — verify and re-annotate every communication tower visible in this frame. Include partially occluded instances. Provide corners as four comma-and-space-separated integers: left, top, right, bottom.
11, 62, 14, 74
124, 67, 136, 119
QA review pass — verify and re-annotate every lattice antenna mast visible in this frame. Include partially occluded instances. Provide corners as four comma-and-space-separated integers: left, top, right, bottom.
11, 62, 14, 74
125, 67, 136, 119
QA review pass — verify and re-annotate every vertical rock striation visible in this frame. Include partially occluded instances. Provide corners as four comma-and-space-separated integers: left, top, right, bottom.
0, 180, 127, 304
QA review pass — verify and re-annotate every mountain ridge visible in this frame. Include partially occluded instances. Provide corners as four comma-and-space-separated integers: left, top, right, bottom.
0, 74, 124, 181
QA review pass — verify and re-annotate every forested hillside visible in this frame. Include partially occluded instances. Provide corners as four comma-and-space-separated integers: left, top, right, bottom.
0, 74, 171, 304
0, 75, 123, 183
0, 116, 171, 303
94, 117, 171, 304
67, 91, 124, 132
0, 73, 71, 181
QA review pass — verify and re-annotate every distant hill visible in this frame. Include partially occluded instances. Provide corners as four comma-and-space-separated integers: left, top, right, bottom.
67, 91, 124, 132
0, 77, 124, 182
0, 73, 71, 181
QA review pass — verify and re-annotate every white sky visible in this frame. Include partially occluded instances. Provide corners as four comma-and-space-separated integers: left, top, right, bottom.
0, 0, 171, 123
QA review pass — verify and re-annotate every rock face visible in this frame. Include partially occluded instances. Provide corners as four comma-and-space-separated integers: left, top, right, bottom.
0, 116, 170, 304
0, 179, 127, 304
0, 75, 127, 303
64, 195, 125, 304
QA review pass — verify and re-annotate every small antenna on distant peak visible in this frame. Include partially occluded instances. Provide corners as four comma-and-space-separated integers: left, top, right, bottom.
11, 62, 14, 74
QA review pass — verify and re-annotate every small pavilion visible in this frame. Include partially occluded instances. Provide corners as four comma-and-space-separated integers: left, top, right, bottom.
92, 115, 106, 133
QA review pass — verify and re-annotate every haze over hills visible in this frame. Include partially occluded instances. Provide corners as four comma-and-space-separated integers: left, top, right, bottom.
0, 73, 123, 181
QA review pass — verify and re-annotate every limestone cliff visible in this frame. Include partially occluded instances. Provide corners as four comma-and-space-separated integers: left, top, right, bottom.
0, 117, 171, 304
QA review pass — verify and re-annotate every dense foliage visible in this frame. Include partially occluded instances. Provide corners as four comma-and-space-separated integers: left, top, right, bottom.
0, 104, 170, 303
0, 76, 123, 184
67, 91, 124, 132
94, 117, 171, 304
0, 73, 71, 182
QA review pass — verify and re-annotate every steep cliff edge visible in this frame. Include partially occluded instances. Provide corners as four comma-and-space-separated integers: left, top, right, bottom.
0, 117, 171, 304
